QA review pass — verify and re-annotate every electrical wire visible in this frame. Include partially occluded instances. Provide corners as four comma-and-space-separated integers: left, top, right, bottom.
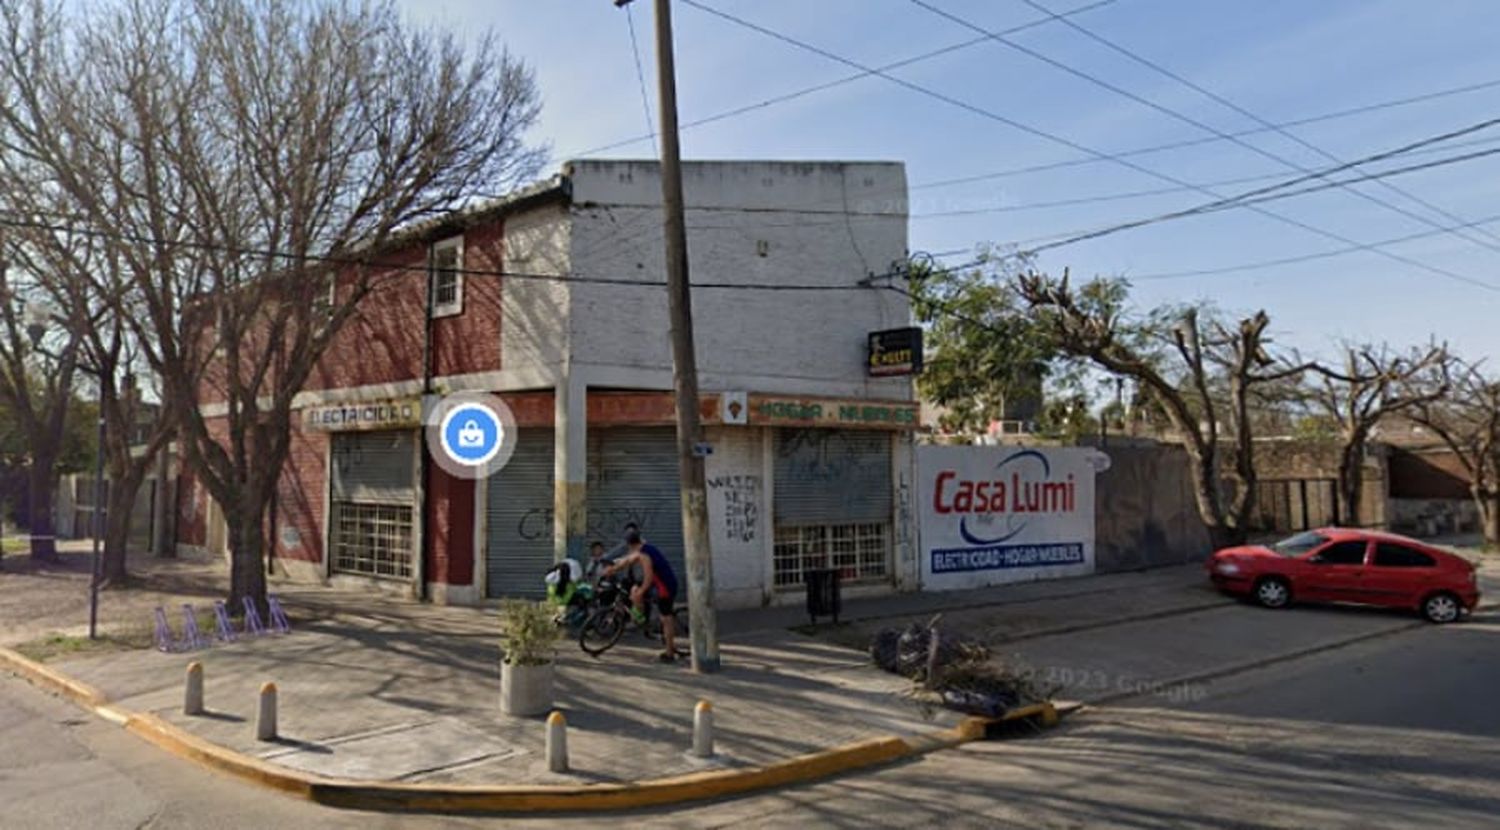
624, 3, 659, 157
681, 0, 1500, 292
1016, 0, 1500, 249
909, 0, 1500, 259
570, 0, 1120, 158
1129, 211, 1500, 281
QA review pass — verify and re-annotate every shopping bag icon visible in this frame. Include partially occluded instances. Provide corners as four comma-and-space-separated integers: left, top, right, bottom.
457, 419, 486, 448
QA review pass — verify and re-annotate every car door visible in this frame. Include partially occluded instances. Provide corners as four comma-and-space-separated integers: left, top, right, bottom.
1363, 542, 1438, 608
1300, 539, 1371, 602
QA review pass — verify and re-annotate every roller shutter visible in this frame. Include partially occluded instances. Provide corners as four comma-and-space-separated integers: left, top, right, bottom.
587, 427, 686, 589
485, 428, 555, 598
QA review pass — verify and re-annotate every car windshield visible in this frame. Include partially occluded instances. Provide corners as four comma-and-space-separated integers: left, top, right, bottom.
1271, 531, 1328, 557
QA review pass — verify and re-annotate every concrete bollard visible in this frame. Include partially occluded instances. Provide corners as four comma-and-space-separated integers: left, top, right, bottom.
692, 700, 714, 758
256, 682, 278, 741
183, 662, 204, 716
545, 711, 568, 773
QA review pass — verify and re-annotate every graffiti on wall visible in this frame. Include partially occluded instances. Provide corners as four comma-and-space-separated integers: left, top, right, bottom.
516, 505, 666, 543
708, 474, 761, 544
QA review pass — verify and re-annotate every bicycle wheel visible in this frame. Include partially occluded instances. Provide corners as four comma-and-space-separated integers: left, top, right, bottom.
579, 606, 628, 656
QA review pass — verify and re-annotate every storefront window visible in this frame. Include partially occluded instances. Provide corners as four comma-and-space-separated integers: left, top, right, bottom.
773, 522, 889, 588
331, 501, 414, 579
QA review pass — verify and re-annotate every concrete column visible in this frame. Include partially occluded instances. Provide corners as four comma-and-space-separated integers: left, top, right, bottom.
553, 375, 588, 564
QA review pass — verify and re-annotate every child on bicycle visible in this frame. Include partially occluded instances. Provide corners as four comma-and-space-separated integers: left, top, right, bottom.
601, 529, 680, 663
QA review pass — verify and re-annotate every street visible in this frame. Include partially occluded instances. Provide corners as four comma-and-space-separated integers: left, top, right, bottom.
3, 566, 1496, 829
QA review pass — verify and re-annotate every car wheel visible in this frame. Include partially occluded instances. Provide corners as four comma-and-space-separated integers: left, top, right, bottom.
1421, 592, 1462, 624
1253, 577, 1291, 609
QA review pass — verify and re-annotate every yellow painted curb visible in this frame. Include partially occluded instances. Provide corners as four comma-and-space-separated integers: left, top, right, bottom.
0, 645, 108, 708
1, 643, 1064, 814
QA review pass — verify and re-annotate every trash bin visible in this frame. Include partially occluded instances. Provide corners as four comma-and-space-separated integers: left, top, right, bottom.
806, 568, 842, 625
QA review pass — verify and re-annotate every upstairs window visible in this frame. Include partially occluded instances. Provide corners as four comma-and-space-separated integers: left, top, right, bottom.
431, 237, 463, 317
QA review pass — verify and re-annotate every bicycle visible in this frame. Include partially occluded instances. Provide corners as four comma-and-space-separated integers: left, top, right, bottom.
578, 574, 690, 657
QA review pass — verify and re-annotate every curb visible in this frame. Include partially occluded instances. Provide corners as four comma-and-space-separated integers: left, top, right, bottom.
0, 644, 1060, 814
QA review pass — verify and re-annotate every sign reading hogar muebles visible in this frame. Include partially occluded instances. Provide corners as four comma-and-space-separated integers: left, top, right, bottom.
917, 446, 1100, 590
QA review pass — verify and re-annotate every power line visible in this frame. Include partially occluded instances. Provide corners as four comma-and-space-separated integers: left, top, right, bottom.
1129, 211, 1500, 281
570, 0, 1120, 158
909, 76, 1500, 192
681, 0, 1500, 293
624, 3, 659, 157
909, 0, 1500, 258
1014, 0, 1500, 250
1016, 126, 1500, 257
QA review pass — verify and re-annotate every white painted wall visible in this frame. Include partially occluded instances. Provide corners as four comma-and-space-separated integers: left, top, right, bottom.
563, 160, 913, 401
703, 425, 769, 609
501, 202, 572, 372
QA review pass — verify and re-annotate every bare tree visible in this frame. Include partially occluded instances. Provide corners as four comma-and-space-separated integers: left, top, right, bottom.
1303, 343, 1448, 529
0, 0, 544, 610
0, 242, 79, 562
1019, 271, 1311, 549
1406, 356, 1500, 547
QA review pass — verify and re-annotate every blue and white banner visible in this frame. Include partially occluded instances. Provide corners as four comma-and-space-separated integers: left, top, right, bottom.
918, 446, 1101, 589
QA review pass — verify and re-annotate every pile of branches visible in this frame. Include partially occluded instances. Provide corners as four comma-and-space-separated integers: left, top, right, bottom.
870, 616, 1056, 718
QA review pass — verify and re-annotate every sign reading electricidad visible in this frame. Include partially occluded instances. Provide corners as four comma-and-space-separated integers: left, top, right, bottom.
304, 398, 421, 431
425, 392, 518, 479
867, 327, 923, 377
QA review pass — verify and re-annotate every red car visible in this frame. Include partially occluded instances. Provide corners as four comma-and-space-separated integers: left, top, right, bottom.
1208, 528, 1481, 623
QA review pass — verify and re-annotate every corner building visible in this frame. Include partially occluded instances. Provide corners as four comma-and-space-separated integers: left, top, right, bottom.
176, 159, 919, 609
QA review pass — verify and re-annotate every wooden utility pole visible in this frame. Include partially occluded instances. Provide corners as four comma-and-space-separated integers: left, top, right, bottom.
618, 0, 720, 672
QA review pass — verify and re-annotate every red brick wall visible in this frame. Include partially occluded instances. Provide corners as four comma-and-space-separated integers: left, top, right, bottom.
424, 465, 475, 586
273, 421, 327, 565
433, 222, 505, 377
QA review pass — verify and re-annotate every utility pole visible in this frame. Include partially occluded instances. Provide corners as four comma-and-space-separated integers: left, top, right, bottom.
616, 0, 719, 672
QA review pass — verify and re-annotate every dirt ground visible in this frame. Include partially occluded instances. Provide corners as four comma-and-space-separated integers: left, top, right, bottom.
0, 541, 229, 649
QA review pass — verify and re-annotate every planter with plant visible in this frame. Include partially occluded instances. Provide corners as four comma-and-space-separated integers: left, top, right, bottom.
499, 598, 560, 716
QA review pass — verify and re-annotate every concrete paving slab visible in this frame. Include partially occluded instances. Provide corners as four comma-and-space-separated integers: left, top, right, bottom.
258, 718, 520, 780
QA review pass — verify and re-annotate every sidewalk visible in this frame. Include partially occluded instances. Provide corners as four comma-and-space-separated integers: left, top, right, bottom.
37, 565, 1214, 789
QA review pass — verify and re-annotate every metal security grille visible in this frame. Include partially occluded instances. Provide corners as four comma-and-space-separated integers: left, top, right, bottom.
329, 430, 416, 580
485, 428, 555, 598
331, 502, 414, 578
773, 522, 889, 588
773, 429, 894, 588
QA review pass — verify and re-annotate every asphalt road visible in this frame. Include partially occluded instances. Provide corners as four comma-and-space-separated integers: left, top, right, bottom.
3, 569, 1497, 829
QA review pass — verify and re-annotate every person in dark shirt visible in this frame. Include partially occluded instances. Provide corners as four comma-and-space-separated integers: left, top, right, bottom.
602, 529, 680, 663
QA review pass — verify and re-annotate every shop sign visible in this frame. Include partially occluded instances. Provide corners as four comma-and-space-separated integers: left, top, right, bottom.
867, 327, 923, 377
304, 398, 421, 431
918, 446, 1100, 590
750, 396, 919, 429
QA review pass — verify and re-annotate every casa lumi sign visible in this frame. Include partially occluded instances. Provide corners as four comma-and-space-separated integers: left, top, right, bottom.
917, 446, 1102, 590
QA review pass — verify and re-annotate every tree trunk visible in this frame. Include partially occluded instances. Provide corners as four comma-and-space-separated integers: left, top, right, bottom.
26, 458, 59, 561
1184, 443, 1238, 549
228, 496, 269, 617
1479, 491, 1500, 550
1337, 445, 1363, 529
98, 468, 143, 586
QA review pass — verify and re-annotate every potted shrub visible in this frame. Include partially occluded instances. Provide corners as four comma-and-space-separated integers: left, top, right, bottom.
499, 598, 560, 716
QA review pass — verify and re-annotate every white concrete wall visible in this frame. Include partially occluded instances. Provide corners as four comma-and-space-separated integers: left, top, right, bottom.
703, 426, 770, 609
501, 203, 572, 372
564, 160, 913, 400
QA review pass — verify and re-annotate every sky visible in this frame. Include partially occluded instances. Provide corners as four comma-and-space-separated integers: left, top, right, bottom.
398, 0, 1500, 363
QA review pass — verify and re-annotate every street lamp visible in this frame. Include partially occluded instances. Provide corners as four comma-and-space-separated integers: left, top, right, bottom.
26, 303, 107, 640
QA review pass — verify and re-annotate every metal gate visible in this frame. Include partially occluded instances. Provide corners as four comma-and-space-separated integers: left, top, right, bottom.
773, 429, 893, 588
1251, 478, 1340, 532
587, 427, 685, 586
329, 430, 416, 579
485, 428, 555, 598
